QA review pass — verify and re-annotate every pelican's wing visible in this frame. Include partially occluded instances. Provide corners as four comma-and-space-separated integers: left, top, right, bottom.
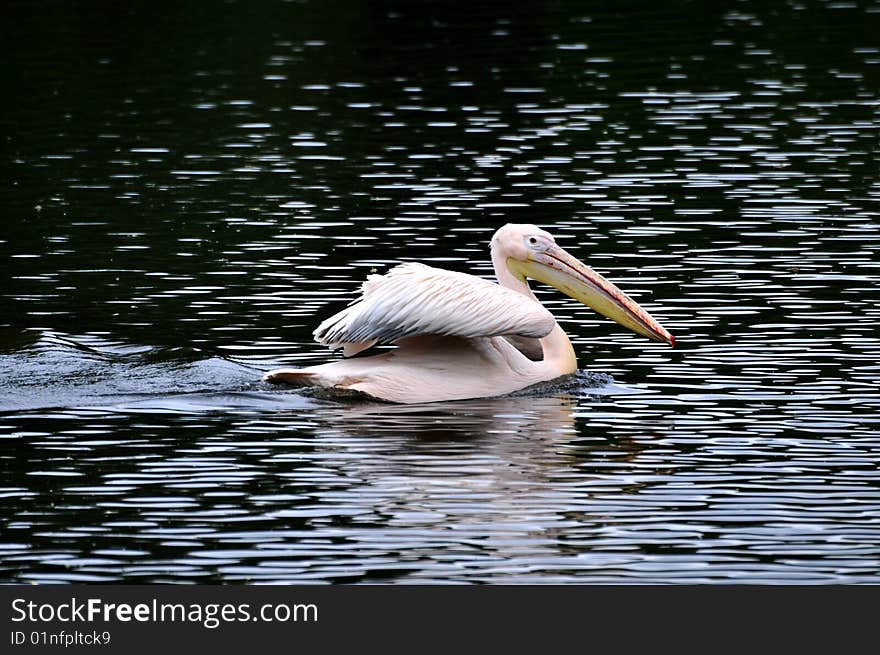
314, 262, 555, 355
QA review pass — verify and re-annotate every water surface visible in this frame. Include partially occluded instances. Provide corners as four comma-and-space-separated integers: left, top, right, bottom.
1, 0, 879, 583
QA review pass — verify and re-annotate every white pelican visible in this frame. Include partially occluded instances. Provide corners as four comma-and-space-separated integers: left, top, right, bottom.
265, 224, 674, 403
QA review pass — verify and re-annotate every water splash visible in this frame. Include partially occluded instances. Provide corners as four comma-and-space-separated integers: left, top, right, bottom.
0, 329, 280, 413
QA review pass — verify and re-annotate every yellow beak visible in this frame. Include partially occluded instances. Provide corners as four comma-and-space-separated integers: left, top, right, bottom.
510, 246, 675, 345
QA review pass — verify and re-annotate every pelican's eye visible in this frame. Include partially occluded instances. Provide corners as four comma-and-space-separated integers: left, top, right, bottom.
525, 235, 547, 252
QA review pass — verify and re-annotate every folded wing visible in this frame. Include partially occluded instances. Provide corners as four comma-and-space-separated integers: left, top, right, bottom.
314, 262, 556, 356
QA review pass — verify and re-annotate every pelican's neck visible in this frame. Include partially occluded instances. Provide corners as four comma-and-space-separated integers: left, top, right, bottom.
491, 247, 536, 301
491, 250, 578, 375
539, 324, 577, 374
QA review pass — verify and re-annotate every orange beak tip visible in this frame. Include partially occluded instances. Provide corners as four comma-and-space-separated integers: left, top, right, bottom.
669, 334, 676, 347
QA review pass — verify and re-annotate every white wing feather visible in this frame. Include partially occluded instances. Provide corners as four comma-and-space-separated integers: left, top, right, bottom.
314, 263, 555, 354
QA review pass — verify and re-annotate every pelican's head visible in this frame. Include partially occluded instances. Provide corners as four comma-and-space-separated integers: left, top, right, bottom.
491, 223, 674, 345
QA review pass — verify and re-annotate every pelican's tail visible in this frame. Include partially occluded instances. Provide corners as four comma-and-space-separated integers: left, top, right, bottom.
263, 369, 317, 386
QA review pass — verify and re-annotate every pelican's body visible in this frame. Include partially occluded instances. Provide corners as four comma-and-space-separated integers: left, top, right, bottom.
265, 224, 673, 403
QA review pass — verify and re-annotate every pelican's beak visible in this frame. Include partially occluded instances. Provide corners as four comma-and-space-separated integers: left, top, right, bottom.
510, 246, 675, 345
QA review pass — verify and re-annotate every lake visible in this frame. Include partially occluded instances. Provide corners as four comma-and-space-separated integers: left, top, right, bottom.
1, 0, 879, 583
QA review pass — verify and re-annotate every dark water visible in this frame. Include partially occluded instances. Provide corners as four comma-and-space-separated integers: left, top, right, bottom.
1, 0, 879, 583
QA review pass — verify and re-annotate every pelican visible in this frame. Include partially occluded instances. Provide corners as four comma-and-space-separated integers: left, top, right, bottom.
265, 224, 674, 403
